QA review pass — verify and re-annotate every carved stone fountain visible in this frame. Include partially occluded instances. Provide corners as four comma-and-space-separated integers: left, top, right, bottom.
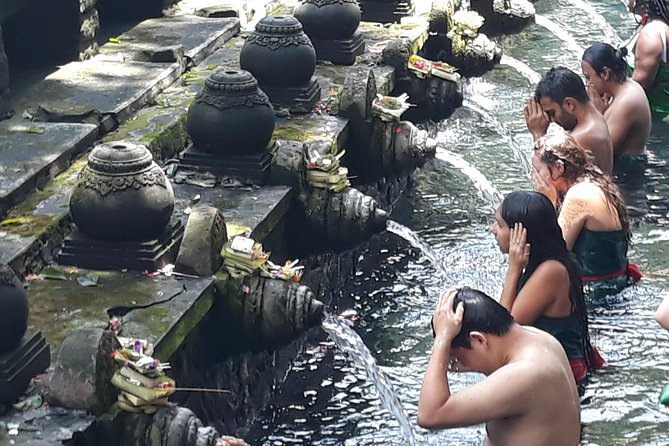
181, 69, 276, 183
59, 141, 183, 271
240, 15, 321, 114
294, 0, 366, 65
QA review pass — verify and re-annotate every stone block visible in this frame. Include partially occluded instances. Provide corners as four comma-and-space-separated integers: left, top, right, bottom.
0, 87, 10, 120
46, 329, 120, 414
339, 66, 377, 121
175, 205, 227, 277
0, 50, 9, 92
270, 140, 304, 187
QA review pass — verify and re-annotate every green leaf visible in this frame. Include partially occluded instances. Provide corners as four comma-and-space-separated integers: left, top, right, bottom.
40, 266, 68, 281
77, 273, 99, 287
26, 127, 45, 134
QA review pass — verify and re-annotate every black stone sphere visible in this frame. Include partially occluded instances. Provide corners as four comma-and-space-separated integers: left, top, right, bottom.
294, 0, 362, 41
0, 265, 28, 354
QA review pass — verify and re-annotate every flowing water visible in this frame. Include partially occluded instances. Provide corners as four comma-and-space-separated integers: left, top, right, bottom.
247, 1, 669, 444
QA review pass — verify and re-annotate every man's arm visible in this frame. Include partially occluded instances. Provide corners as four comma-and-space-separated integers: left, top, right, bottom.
633, 28, 663, 89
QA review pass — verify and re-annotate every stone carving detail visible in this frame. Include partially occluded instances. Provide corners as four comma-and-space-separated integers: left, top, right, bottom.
194, 90, 271, 110
244, 33, 313, 51
80, 165, 168, 197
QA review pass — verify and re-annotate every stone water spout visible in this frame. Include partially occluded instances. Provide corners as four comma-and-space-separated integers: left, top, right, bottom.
235, 277, 324, 348
298, 187, 389, 248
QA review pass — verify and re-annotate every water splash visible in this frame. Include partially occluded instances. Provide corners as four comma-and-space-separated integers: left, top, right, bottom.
387, 220, 449, 278
433, 147, 504, 210
322, 313, 418, 446
499, 55, 542, 85
461, 98, 531, 172
535, 14, 584, 57
562, 0, 621, 44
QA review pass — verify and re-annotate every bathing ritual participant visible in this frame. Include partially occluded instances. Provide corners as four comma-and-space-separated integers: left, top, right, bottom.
531, 133, 641, 300
582, 43, 651, 160
655, 293, 669, 331
525, 67, 614, 175
491, 191, 603, 381
625, 0, 669, 114
418, 287, 581, 446
582, 43, 652, 220
216, 436, 249, 446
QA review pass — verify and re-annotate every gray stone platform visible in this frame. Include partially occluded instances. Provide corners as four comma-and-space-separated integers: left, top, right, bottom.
0, 121, 97, 217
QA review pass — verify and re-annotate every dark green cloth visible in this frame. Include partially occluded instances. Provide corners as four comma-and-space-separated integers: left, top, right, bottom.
533, 314, 585, 360
573, 229, 631, 300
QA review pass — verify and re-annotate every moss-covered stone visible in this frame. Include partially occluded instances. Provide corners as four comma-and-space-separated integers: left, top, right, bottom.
0, 158, 86, 237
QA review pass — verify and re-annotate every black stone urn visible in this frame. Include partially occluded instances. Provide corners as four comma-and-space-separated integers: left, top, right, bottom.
240, 15, 316, 88
0, 265, 28, 354
186, 69, 275, 155
70, 141, 175, 241
294, 0, 361, 40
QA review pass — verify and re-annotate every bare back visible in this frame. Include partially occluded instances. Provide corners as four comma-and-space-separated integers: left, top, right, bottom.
604, 79, 651, 156
571, 108, 613, 174
483, 328, 580, 446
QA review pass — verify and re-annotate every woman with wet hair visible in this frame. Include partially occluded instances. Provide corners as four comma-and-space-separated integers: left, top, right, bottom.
625, 0, 669, 113
491, 191, 601, 381
531, 133, 641, 299
582, 43, 651, 158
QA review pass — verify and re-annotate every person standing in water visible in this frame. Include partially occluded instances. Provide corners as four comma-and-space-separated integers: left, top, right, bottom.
525, 67, 614, 174
418, 287, 581, 446
491, 191, 603, 381
531, 133, 640, 299
625, 0, 669, 114
582, 43, 651, 160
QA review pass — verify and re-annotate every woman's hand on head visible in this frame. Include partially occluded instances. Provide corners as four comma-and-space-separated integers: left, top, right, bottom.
508, 223, 530, 271
433, 287, 465, 346
530, 167, 558, 206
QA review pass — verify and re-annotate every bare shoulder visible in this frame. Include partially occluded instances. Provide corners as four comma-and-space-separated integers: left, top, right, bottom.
534, 259, 569, 281
565, 181, 600, 201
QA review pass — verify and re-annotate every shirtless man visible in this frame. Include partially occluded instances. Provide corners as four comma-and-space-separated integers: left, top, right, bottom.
582, 43, 651, 158
525, 66, 614, 174
418, 287, 580, 446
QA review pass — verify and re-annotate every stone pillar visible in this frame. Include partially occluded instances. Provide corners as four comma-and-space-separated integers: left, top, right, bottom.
0, 24, 10, 120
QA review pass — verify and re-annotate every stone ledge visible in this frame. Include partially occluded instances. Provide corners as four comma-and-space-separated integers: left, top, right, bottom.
0, 121, 97, 218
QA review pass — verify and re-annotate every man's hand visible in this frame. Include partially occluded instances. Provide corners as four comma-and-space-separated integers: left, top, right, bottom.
508, 223, 531, 272
524, 96, 550, 140
586, 85, 610, 114
432, 287, 465, 346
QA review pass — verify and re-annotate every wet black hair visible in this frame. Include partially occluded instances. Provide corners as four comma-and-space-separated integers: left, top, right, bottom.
449, 287, 515, 349
583, 43, 628, 83
535, 67, 589, 104
641, 0, 669, 23
499, 190, 595, 368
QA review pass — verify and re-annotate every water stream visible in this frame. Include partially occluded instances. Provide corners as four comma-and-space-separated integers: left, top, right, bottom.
499, 55, 542, 85
321, 314, 418, 446
248, 1, 669, 444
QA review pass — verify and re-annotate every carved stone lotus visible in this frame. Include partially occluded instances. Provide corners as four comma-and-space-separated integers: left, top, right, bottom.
70, 141, 175, 241
239, 15, 316, 87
